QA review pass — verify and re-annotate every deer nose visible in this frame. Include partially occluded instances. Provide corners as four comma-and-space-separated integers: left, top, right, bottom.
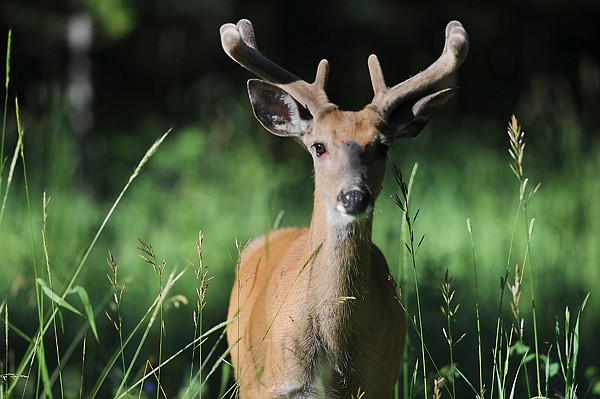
338, 187, 372, 215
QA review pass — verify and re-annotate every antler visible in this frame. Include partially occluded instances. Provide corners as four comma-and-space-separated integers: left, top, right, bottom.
368, 21, 469, 116
220, 19, 332, 116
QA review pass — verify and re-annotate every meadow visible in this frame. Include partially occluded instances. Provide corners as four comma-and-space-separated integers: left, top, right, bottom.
1, 30, 600, 398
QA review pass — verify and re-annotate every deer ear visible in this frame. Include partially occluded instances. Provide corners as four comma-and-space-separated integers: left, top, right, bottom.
387, 87, 458, 139
247, 79, 312, 138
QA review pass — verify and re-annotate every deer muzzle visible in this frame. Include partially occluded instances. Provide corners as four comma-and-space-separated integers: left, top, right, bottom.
337, 186, 373, 215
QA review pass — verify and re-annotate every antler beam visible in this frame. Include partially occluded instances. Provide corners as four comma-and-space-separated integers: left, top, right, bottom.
220, 19, 331, 115
368, 21, 469, 116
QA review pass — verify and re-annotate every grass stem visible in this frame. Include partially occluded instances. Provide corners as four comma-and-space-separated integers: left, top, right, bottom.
466, 219, 483, 398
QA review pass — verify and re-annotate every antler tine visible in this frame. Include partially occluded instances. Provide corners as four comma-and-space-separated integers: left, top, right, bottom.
368, 21, 469, 115
220, 19, 331, 115
368, 54, 388, 104
236, 19, 257, 50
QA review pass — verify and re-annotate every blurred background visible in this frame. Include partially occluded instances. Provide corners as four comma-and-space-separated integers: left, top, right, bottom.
1, 0, 599, 397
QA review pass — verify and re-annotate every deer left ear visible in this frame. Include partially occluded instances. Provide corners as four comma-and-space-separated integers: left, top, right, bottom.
247, 79, 312, 138
387, 87, 458, 139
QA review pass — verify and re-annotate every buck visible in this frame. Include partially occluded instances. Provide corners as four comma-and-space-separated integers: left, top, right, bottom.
221, 19, 468, 398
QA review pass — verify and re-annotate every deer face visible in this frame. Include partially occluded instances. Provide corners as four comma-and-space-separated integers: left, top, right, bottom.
305, 108, 390, 221
249, 81, 391, 223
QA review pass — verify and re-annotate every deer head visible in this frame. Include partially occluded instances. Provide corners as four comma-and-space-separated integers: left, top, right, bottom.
220, 19, 468, 226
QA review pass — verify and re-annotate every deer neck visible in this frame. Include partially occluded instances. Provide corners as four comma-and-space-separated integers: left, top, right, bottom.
304, 190, 375, 349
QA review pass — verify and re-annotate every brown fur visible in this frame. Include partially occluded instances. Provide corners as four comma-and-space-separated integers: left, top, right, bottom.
227, 109, 406, 398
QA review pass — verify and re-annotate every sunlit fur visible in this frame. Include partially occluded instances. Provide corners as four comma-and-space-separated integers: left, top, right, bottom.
227, 107, 405, 398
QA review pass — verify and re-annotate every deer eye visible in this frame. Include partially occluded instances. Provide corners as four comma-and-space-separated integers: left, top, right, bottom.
312, 142, 327, 157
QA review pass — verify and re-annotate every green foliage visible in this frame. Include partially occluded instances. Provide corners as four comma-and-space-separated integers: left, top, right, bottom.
84, 0, 135, 39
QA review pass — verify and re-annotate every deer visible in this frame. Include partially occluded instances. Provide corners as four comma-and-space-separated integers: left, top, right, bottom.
221, 19, 468, 398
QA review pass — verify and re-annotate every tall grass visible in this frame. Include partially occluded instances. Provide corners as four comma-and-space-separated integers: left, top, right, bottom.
0, 30, 232, 396
0, 98, 238, 397
394, 163, 429, 398
391, 115, 593, 399
0, 29, 11, 227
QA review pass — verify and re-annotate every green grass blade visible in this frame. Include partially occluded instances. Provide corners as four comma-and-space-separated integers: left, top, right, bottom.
466, 218, 484, 398
454, 367, 481, 397
1, 28, 11, 179
508, 349, 530, 399
69, 286, 99, 342
46, 291, 111, 391
201, 333, 234, 389
36, 278, 82, 316
183, 323, 228, 397
218, 362, 232, 399
396, 162, 418, 399
272, 209, 285, 229
79, 333, 87, 399
0, 130, 21, 228
2, 299, 7, 397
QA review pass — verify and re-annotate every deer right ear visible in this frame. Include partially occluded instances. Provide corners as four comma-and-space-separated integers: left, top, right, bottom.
247, 79, 312, 138
387, 87, 458, 139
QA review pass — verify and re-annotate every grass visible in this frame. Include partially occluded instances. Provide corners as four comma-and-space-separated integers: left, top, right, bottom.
1, 29, 600, 398
387, 115, 597, 398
